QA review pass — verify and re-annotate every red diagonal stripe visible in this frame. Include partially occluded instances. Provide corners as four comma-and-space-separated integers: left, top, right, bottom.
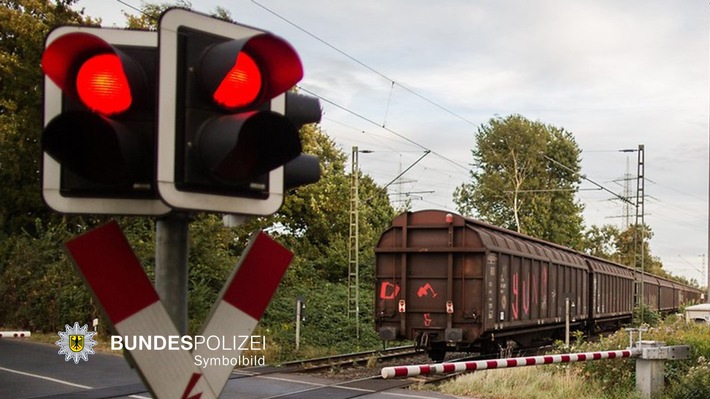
65, 221, 159, 324
181, 373, 204, 399
221, 232, 294, 320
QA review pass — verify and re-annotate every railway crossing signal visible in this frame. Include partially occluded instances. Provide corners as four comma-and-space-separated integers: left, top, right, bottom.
41, 10, 320, 216
41, 27, 169, 215
157, 8, 321, 215
42, 9, 316, 396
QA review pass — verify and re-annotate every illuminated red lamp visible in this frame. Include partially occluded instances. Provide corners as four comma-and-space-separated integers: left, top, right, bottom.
42, 32, 142, 117
197, 33, 303, 111
40, 28, 161, 206
76, 54, 132, 115
40, 26, 168, 215
157, 8, 322, 215
213, 52, 262, 110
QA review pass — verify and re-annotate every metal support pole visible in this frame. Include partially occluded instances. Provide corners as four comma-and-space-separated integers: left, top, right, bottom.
348, 146, 360, 340
155, 212, 190, 335
295, 298, 302, 351
634, 341, 690, 398
636, 351, 665, 398
565, 298, 570, 348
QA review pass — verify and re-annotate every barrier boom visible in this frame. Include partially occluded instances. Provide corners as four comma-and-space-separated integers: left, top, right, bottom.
381, 349, 639, 379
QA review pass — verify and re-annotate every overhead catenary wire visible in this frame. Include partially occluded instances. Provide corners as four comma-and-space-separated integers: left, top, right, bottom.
250, 1, 480, 200
383, 150, 431, 189
540, 152, 634, 206
298, 86, 470, 173
113, 0, 473, 197
251, 0, 479, 128
116, 0, 705, 232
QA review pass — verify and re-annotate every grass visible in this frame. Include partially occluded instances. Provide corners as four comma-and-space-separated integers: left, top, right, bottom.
435, 365, 642, 399
433, 314, 710, 399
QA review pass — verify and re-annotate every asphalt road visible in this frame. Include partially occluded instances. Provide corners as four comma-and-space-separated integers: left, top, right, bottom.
0, 339, 458, 399
0, 338, 147, 398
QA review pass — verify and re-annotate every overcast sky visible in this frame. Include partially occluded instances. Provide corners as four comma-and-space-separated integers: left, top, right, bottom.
80, 0, 709, 285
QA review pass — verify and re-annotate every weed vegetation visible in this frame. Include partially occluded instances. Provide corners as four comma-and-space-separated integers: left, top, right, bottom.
437, 314, 710, 399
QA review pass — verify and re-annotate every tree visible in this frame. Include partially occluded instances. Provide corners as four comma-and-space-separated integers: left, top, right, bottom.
583, 224, 621, 260
0, 0, 99, 236
584, 223, 698, 287
122, 0, 193, 29
0, 1, 397, 353
454, 114, 585, 248
235, 122, 395, 284
614, 223, 666, 277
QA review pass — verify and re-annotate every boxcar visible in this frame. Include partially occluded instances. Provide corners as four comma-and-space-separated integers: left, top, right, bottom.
683, 285, 705, 305
375, 210, 588, 360
658, 277, 676, 313
642, 275, 661, 311
375, 210, 705, 360
585, 256, 634, 329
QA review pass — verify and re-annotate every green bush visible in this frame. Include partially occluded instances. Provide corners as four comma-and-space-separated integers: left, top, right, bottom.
0, 219, 98, 332
260, 275, 382, 362
666, 356, 710, 399
557, 330, 637, 396
633, 304, 661, 326
642, 317, 710, 398
556, 316, 710, 398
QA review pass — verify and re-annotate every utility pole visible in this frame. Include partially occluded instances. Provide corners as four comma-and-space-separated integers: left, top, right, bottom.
633, 144, 646, 322
622, 157, 633, 230
348, 146, 360, 340
702, 254, 708, 303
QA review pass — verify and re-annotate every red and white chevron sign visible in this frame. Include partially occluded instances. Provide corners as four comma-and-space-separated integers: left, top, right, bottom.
195, 228, 293, 393
65, 221, 293, 398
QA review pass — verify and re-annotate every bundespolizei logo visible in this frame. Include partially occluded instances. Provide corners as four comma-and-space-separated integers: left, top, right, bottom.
56, 322, 97, 363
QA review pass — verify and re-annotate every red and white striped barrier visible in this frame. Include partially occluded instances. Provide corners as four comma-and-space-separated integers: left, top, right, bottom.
0, 331, 31, 338
381, 349, 640, 379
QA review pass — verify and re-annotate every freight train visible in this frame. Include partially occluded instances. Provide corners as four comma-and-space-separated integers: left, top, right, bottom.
374, 210, 704, 361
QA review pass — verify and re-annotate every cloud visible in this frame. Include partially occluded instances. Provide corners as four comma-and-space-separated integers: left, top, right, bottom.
79, 0, 709, 283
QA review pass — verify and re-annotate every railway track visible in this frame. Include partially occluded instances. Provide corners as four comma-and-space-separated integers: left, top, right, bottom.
226, 347, 526, 398
296, 345, 420, 372
223, 346, 431, 397
230, 345, 420, 377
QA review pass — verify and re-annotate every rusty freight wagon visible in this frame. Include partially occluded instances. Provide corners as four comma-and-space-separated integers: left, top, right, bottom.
375, 210, 589, 361
374, 210, 704, 361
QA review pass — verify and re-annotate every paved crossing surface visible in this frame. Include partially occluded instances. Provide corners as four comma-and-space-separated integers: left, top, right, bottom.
0, 339, 458, 398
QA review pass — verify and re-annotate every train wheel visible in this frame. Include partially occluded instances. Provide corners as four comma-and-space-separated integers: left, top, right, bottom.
428, 345, 446, 362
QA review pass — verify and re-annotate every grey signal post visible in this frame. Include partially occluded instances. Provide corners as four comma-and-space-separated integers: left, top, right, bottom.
155, 213, 190, 334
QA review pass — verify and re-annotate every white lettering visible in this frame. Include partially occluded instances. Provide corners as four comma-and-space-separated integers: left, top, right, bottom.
250, 335, 265, 351
138, 335, 151, 350
194, 354, 265, 369
124, 336, 136, 351
168, 335, 179, 350
153, 335, 165, 350
109, 335, 267, 351
194, 335, 205, 349
206, 335, 220, 351
181, 335, 193, 351
237, 335, 249, 351
111, 335, 123, 351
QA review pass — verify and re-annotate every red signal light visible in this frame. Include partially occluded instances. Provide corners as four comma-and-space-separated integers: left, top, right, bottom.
213, 52, 262, 110
76, 54, 132, 116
